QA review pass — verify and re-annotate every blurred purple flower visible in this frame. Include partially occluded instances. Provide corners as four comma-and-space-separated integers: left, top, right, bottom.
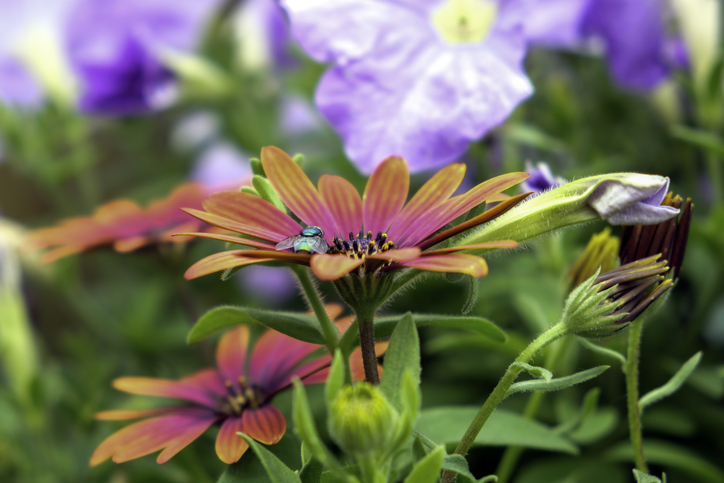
582, 0, 671, 91
234, 0, 293, 69
66, 0, 220, 115
281, 0, 597, 173
0, 58, 43, 107
192, 142, 251, 189
520, 161, 566, 193
238, 265, 298, 305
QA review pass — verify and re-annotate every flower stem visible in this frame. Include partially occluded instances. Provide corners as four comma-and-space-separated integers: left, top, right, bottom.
441, 323, 568, 483
291, 266, 338, 354
356, 307, 380, 385
625, 318, 648, 473
495, 337, 569, 483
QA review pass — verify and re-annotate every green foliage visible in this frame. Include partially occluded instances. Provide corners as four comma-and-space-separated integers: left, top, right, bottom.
236, 433, 301, 483
639, 352, 702, 412
505, 366, 609, 397
404, 446, 445, 483
379, 313, 421, 413
218, 436, 302, 483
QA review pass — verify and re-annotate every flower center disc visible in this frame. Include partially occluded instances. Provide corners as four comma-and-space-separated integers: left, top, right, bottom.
330, 230, 395, 260
432, 0, 498, 45
219, 378, 265, 416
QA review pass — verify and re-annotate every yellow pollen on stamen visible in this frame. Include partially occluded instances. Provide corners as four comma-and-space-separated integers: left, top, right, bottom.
432, 0, 498, 45
330, 230, 396, 260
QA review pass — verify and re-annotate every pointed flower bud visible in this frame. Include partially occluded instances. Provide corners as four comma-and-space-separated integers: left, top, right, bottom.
458, 173, 680, 248
569, 228, 620, 289
329, 382, 400, 457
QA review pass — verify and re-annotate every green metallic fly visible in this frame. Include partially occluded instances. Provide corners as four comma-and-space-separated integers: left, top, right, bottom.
275, 226, 329, 254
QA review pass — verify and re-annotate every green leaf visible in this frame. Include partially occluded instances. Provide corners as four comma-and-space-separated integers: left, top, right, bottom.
440, 454, 480, 483
567, 409, 619, 445
639, 352, 702, 412
506, 366, 609, 398
404, 446, 446, 483
511, 362, 552, 382
338, 314, 506, 355
188, 306, 324, 344
554, 388, 601, 435
300, 456, 324, 483
578, 338, 627, 367
379, 313, 421, 413
670, 125, 724, 158
412, 436, 429, 463
236, 433, 301, 483
292, 381, 351, 482
416, 407, 578, 454
218, 436, 301, 483
633, 469, 663, 483
503, 122, 566, 152
325, 350, 345, 411
478, 477, 499, 483
606, 440, 724, 483
461, 276, 479, 315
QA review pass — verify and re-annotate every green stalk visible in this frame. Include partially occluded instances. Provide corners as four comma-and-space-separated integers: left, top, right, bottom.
495, 337, 569, 483
441, 322, 569, 483
625, 318, 649, 473
356, 306, 380, 385
291, 266, 339, 354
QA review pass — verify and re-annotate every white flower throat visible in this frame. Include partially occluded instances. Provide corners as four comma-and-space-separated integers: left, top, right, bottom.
432, 0, 498, 45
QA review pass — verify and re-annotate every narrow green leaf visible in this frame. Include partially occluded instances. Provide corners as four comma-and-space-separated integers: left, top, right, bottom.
292, 381, 350, 482
578, 338, 627, 367
379, 313, 421, 413
412, 436, 429, 463
503, 122, 566, 152
217, 436, 301, 483
440, 454, 479, 483
478, 476, 499, 483
416, 407, 578, 454
639, 352, 702, 412
325, 350, 345, 410
554, 388, 601, 435
300, 456, 324, 483
188, 306, 324, 344
511, 362, 552, 382
237, 433, 301, 483
404, 446, 446, 483
670, 125, 724, 158
606, 440, 724, 483
567, 409, 619, 445
633, 469, 662, 483
506, 366, 609, 398
339, 313, 506, 355
461, 276, 479, 315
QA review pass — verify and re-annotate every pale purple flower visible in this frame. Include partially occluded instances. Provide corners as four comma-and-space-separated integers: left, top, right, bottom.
520, 161, 566, 193
582, 0, 670, 91
0, 58, 43, 107
192, 142, 251, 188
234, 0, 293, 69
66, 0, 220, 115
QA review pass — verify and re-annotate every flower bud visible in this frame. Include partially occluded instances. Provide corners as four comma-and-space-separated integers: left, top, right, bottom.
458, 173, 680, 248
329, 382, 399, 456
569, 228, 620, 289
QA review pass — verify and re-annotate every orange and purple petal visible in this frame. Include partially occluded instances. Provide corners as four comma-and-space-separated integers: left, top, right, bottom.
249, 330, 322, 391
387, 163, 466, 242
194, 191, 301, 242
184, 250, 310, 280
216, 416, 250, 464
241, 405, 286, 445
95, 408, 177, 421
174, 232, 277, 250
367, 247, 421, 263
310, 254, 365, 281
399, 253, 489, 277
399, 172, 529, 246
261, 146, 338, 239
181, 368, 227, 396
90, 409, 218, 466
112, 377, 218, 408
422, 240, 518, 255
363, 156, 409, 233
319, 174, 363, 238
216, 326, 250, 385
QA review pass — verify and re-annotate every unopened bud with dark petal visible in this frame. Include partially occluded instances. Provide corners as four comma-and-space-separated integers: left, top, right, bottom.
329, 382, 399, 457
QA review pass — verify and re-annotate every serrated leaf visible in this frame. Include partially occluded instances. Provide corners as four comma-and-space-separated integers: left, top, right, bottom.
633, 469, 662, 483
639, 352, 702, 412
416, 407, 578, 454
404, 446, 445, 483
188, 306, 324, 344
237, 433, 301, 483
506, 366, 609, 398
379, 313, 420, 413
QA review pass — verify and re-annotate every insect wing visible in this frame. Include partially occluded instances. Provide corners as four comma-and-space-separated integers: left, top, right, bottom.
275, 235, 302, 251
306, 236, 329, 254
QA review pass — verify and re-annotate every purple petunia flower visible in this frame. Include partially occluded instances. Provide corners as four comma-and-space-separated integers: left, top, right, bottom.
581, 0, 671, 91
66, 0, 220, 115
281, 0, 594, 173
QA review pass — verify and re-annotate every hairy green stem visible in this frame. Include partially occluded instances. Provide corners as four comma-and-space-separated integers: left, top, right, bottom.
625, 318, 649, 473
441, 323, 568, 483
291, 266, 338, 354
356, 307, 380, 385
495, 337, 569, 483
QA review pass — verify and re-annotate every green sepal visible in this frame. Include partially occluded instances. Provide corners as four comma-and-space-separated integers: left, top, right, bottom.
639, 352, 702, 412
404, 445, 446, 483
241, 186, 260, 197
505, 366, 609, 398
253, 174, 287, 212
187, 306, 324, 344
236, 433, 301, 483
293, 153, 306, 168
250, 157, 265, 176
